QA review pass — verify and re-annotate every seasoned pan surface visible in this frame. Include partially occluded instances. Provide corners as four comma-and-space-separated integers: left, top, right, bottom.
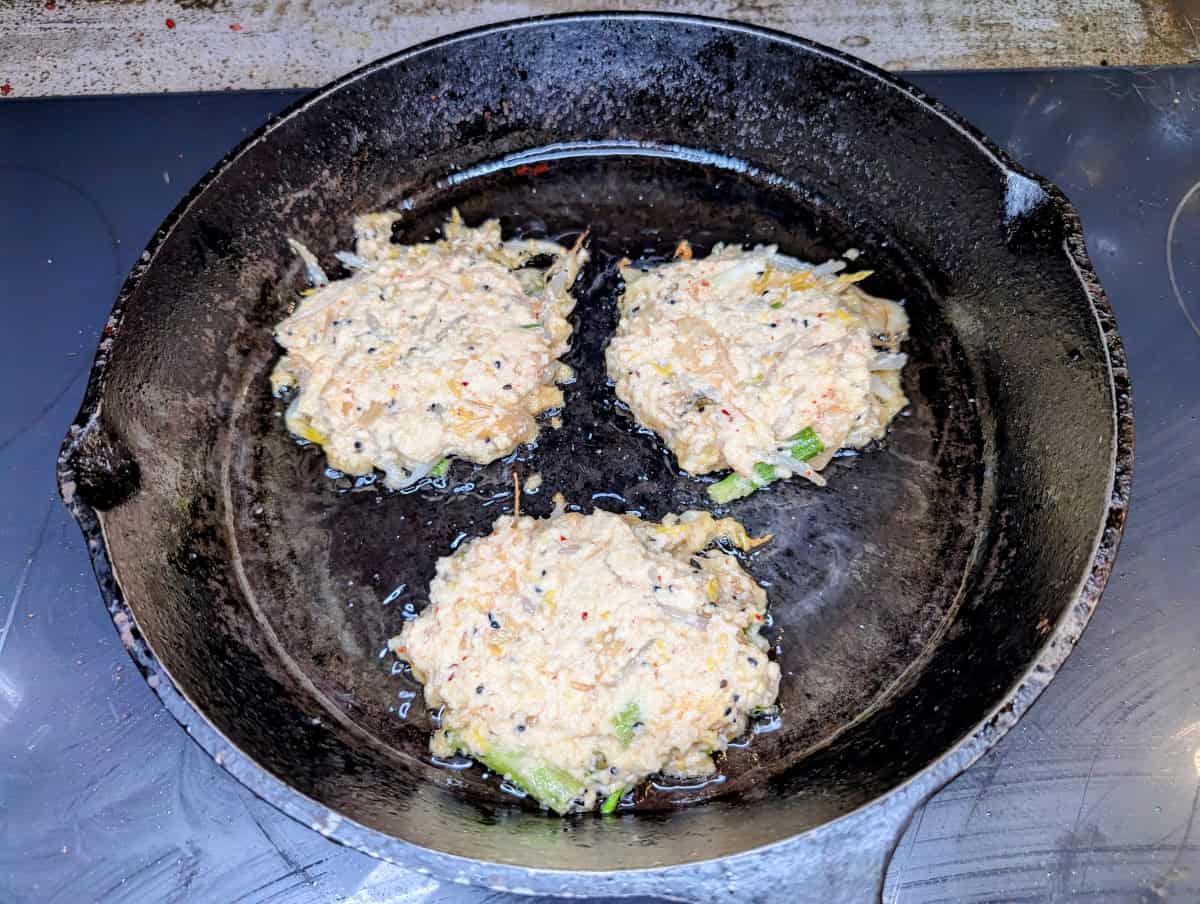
234, 151, 984, 812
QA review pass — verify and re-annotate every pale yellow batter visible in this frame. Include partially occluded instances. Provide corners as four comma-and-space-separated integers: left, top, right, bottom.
390, 501, 779, 814
272, 212, 586, 488
606, 243, 908, 495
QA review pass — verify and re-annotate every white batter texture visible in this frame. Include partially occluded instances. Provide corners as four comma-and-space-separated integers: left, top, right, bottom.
605, 243, 909, 488
271, 211, 586, 488
390, 501, 779, 814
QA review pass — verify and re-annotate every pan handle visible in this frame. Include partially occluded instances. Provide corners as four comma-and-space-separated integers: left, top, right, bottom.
58, 416, 142, 511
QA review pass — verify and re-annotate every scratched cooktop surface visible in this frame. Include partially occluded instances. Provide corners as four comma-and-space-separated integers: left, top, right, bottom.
1, 67, 1198, 903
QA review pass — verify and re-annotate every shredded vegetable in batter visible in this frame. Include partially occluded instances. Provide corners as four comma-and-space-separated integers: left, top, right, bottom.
390, 499, 779, 814
605, 242, 909, 502
271, 211, 587, 488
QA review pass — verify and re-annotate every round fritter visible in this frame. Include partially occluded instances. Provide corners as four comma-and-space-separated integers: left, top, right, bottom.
390, 503, 779, 814
605, 243, 909, 487
271, 212, 586, 488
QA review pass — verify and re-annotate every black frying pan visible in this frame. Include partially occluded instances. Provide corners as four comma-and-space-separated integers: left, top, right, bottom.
58, 14, 1132, 902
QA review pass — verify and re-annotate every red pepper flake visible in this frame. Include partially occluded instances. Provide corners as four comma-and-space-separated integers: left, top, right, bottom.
721, 408, 732, 418
581, 612, 588, 621
229, 22, 242, 31
461, 381, 469, 386
513, 162, 550, 177
558, 535, 567, 542
0, 82, 11, 97
165, 18, 175, 28
45, 1, 56, 9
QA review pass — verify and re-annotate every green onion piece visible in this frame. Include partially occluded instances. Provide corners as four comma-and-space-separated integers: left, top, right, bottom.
707, 428, 824, 504
601, 787, 625, 815
787, 426, 824, 461
613, 702, 641, 748
707, 462, 777, 504
458, 740, 583, 815
708, 474, 756, 504
518, 322, 543, 329
430, 458, 450, 478
753, 462, 777, 483
769, 301, 784, 309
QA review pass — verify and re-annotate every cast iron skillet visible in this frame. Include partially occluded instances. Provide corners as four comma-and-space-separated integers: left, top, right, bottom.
58, 13, 1132, 902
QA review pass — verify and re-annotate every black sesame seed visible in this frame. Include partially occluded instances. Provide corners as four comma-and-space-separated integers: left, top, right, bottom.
494, 360, 502, 369
733, 693, 740, 702
502, 384, 513, 391
476, 685, 484, 694
353, 441, 363, 450
488, 612, 501, 629
516, 724, 526, 733
609, 766, 618, 774
719, 679, 728, 688
747, 656, 759, 666
724, 707, 732, 717
367, 347, 377, 353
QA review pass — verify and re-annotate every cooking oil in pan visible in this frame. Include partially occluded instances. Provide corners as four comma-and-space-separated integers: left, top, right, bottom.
242, 145, 984, 813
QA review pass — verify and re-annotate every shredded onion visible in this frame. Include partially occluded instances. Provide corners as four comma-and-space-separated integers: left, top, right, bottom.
709, 257, 765, 291
388, 460, 434, 489
655, 603, 711, 630
871, 352, 908, 371
763, 452, 828, 487
871, 373, 900, 401
287, 238, 328, 286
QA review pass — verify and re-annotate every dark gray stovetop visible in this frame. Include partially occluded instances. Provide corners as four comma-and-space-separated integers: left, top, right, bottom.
0, 67, 1198, 904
